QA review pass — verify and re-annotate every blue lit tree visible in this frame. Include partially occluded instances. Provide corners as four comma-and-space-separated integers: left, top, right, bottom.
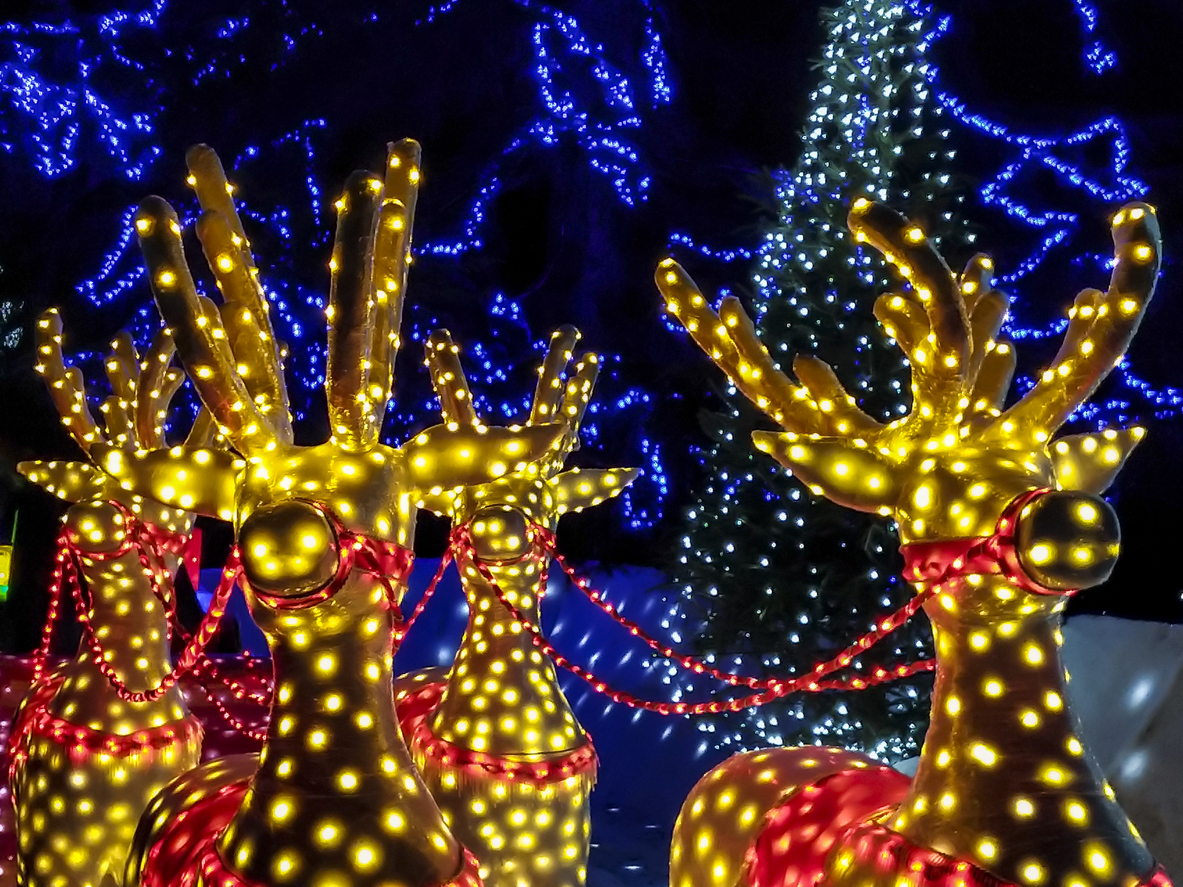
0, 0, 681, 538
664, 0, 977, 759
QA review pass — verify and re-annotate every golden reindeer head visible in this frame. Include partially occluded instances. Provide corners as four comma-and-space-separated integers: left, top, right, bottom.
417, 325, 638, 561
19, 309, 205, 549
658, 200, 1161, 599
94, 139, 567, 603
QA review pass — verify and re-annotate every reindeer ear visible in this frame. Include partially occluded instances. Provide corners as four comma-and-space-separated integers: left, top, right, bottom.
19, 461, 113, 504
551, 468, 640, 515
404, 423, 567, 493
751, 432, 897, 514
92, 442, 241, 521
1051, 428, 1145, 495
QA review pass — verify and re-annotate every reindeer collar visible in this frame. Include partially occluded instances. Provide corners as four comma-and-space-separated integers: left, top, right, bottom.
899, 489, 1069, 597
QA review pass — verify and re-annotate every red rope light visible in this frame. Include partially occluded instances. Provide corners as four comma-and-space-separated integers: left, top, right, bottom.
529, 524, 932, 692
32, 513, 229, 701
448, 525, 934, 716
70, 547, 236, 703
393, 547, 455, 644
397, 681, 598, 785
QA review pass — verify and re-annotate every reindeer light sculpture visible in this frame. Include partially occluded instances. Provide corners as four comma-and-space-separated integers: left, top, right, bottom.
656, 200, 1171, 887
394, 327, 637, 887
11, 312, 208, 887
95, 139, 567, 887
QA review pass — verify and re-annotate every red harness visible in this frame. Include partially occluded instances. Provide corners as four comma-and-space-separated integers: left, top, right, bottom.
397, 680, 598, 787
899, 489, 1068, 597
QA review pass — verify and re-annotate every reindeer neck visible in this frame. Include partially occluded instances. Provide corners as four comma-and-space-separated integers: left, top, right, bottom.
47, 547, 188, 732
431, 553, 587, 758
219, 572, 460, 887
892, 574, 1154, 883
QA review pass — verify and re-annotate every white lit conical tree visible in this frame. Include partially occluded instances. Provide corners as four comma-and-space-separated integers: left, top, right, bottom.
667, 0, 977, 757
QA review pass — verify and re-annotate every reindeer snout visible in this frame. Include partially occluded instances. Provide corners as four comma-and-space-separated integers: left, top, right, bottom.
65, 500, 129, 555
1016, 490, 1120, 591
239, 500, 339, 598
469, 505, 531, 562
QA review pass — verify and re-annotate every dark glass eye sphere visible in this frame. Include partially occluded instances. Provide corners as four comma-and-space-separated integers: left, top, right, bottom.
1016, 490, 1120, 592
239, 499, 339, 597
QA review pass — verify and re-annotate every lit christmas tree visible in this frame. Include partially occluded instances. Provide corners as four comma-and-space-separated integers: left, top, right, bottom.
666, 0, 980, 759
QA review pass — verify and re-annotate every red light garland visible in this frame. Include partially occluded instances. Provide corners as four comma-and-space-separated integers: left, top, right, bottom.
393, 547, 455, 644
8, 671, 204, 781
397, 681, 598, 786
448, 524, 935, 716
529, 523, 933, 691
31, 507, 230, 702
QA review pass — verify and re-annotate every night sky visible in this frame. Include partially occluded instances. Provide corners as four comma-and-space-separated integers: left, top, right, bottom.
2, 0, 1182, 651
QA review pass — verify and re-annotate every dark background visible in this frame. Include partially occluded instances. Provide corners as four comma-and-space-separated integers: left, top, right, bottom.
1, 0, 1182, 651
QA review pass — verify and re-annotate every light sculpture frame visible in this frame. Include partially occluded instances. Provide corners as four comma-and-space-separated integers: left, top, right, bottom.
656, 199, 1169, 887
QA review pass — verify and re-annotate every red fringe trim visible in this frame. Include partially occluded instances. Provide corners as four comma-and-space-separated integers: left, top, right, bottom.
744, 765, 1172, 887
9, 672, 203, 783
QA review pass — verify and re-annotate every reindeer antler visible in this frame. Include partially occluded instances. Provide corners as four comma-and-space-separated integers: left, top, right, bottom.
325, 141, 419, 450
420, 324, 635, 520
25, 308, 212, 504
33, 309, 202, 455
658, 199, 1161, 527
135, 140, 422, 458
656, 260, 883, 437
996, 204, 1161, 437
425, 330, 479, 427
425, 324, 601, 463
185, 145, 291, 442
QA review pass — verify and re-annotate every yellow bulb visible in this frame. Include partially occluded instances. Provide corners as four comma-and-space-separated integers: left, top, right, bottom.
969, 743, 998, 767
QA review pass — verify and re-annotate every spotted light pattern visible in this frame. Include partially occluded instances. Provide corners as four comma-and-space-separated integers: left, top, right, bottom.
395, 325, 637, 887
11, 312, 206, 887
94, 139, 572, 887
657, 199, 1165, 886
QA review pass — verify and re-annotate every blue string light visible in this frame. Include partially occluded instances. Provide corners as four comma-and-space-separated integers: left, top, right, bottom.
1072, 0, 1117, 74
906, 0, 1176, 419
3, 0, 1172, 539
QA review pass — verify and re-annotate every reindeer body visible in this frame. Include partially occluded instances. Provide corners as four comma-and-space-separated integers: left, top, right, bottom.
9, 499, 202, 887
395, 536, 594, 887
97, 140, 570, 887
672, 584, 1156, 887
658, 201, 1171, 887
12, 316, 208, 887
395, 330, 637, 887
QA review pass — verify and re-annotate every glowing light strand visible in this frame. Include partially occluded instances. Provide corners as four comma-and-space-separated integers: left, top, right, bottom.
452, 524, 935, 715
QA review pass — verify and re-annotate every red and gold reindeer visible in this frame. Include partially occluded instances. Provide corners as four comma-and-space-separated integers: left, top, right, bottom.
655, 200, 1172, 887
95, 140, 568, 887
394, 327, 637, 887
12, 313, 208, 887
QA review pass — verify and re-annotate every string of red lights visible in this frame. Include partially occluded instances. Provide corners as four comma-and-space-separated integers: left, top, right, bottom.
451, 525, 935, 716
530, 523, 935, 692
